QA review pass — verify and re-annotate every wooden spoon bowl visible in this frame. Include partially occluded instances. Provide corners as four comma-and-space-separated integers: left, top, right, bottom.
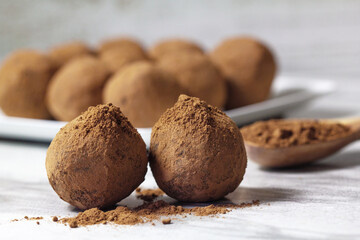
243, 117, 360, 168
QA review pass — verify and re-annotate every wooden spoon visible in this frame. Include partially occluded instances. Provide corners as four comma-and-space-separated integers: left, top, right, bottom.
243, 117, 360, 168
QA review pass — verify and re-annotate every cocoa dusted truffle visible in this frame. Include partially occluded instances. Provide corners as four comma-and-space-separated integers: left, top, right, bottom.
0, 50, 55, 119
103, 61, 184, 128
99, 37, 144, 54
150, 39, 203, 60
46, 104, 148, 210
211, 37, 277, 109
46, 55, 110, 121
158, 52, 227, 109
150, 95, 247, 202
99, 38, 147, 73
49, 41, 93, 69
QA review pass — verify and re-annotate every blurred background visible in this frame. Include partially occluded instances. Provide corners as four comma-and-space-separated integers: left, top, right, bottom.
0, 0, 359, 80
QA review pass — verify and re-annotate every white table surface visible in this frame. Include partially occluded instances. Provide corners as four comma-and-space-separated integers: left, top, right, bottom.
1, 1, 360, 239
0, 77, 360, 240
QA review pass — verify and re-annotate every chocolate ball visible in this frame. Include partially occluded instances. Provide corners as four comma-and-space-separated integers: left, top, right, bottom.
150, 39, 203, 60
0, 50, 55, 119
46, 55, 110, 121
99, 39, 147, 73
103, 61, 184, 128
158, 52, 227, 109
99, 37, 144, 54
211, 37, 277, 109
46, 104, 148, 210
49, 41, 93, 69
150, 95, 247, 202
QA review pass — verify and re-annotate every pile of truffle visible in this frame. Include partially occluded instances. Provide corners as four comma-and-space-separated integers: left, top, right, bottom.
0, 36, 276, 127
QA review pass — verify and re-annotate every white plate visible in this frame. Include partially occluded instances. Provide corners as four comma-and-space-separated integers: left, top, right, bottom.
0, 75, 334, 147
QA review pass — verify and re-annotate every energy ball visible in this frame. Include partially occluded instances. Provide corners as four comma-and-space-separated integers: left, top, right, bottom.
99, 39, 147, 73
150, 39, 204, 60
150, 95, 247, 202
99, 37, 145, 54
103, 61, 184, 128
49, 41, 93, 69
211, 37, 277, 109
158, 52, 227, 109
0, 49, 55, 119
46, 55, 110, 121
46, 104, 148, 210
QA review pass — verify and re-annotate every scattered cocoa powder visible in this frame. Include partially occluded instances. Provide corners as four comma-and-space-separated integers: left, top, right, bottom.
52, 216, 59, 222
162, 218, 171, 224
12, 216, 43, 222
241, 119, 351, 148
135, 188, 165, 202
58, 199, 260, 228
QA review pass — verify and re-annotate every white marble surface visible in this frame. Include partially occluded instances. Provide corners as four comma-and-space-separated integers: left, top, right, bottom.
1, 1, 360, 239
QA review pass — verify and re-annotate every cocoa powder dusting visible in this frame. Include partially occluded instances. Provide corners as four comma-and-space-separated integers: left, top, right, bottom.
59, 199, 260, 228
135, 188, 165, 202
241, 119, 351, 148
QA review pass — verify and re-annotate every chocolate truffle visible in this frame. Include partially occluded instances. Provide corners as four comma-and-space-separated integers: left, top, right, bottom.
99, 37, 144, 54
46, 104, 148, 210
150, 95, 247, 202
158, 52, 227, 109
211, 37, 277, 109
49, 41, 93, 69
99, 39, 147, 73
150, 39, 203, 60
46, 55, 110, 121
103, 61, 184, 128
0, 50, 55, 119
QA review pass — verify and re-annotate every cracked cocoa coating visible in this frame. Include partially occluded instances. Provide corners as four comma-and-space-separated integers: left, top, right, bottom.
46, 55, 110, 121
103, 61, 185, 127
0, 49, 55, 119
46, 104, 148, 210
150, 39, 204, 60
210, 37, 277, 109
149, 95, 247, 202
99, 37, 145, 54
158, 52, 227, 109
49, 41, 93, 69
99, 40, 148, 73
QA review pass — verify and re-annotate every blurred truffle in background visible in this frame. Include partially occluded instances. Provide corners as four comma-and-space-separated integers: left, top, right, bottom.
49, 41, 93, 69
157, 51, 227, 109
211, 37, 277, 109
0, 50, 55, 119
103, 61, 185, 127
99, 37, 148, 73
149, 39, 204, 60
46, 55, 110, 121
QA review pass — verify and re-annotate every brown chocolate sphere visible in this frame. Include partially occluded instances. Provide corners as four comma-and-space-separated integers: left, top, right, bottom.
99, 37, 144, 54
158, 52, 227, 109
46, 55, 110, 121
0, 50, 55, 119
211, 37, 277, 109
99, 39, 147, 73
46, 104, 148, 210
103, 61, 184, 128
150, 95, 247, 202
49, 41, 93, 69
150, 39, 203, 60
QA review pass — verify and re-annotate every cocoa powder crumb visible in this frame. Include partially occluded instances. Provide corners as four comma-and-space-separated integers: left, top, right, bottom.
58, 199, 260, 228
135, 188, 165, 202
162, 218, 171, 225
241, 120, 351, 148
52, 216, 58, 222
36, 221, 40, 225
